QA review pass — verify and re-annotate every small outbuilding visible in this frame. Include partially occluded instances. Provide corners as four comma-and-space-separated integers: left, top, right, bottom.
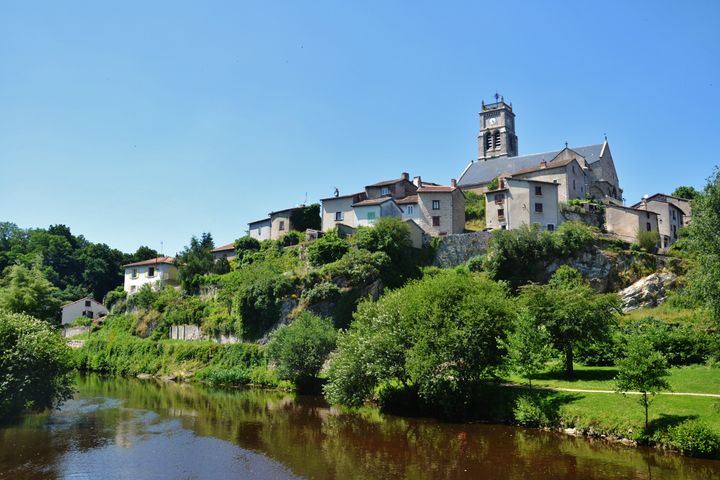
61, 297, 109, 325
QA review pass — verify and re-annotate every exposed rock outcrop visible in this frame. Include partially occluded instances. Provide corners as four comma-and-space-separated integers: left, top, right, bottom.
432, 232, 491, 268
618, 272, 678, 312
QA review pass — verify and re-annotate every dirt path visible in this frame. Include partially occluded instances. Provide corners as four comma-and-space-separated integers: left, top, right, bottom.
499, 382, 720, 398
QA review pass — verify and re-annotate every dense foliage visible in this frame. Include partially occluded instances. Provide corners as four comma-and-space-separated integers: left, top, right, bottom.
0, 222, 157, 302
672, 186, 701, 201
176, 233, 215, 293
0, 310, 74, 419
0, 262, 62, 323
289, 204, 322, 232
324, 269, 514, 416
353, 217, 419, 287
481, 222, 595, 288
267, 312, 337, 389
307, 230, 349, 266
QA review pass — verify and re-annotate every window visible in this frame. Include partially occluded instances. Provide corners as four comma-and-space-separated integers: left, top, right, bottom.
131, 268, 138, 279
84, 300, 91, 307
497, 208, 505, 219
432, 216, 440, 227
381, 187, 390, 196
406, 205, 414, 214
673, 225, 677, 238
334, 211, 343, 222
646, 212, 650, 219
501, 225, 507, 230
485, 133, 492, 151
664, 238, 669, 248
646, 222, 652, 231
432, 200, 440, 210
279, 220, 285, 231
148, 266, 155, 277
494, 131, 501, 149
572, 165, 576, 174
367, 211, 376, 224
573, 179, 576, 190
130, 285, 137, 293
534, 203, 543, 213
535, 186, 542, 196
547, 224, 555, 232
672, 210, 676, 220
494, 194, 504, 204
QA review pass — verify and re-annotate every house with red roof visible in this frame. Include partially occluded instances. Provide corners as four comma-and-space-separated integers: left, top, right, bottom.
122, 256, 178, 294
211, 242, 236, 261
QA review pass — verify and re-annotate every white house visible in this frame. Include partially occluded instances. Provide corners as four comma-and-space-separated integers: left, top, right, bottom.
123, 256, 178, 294
61, 297, 109, 325
211, 242, 236, 261
248, 218, 271, 241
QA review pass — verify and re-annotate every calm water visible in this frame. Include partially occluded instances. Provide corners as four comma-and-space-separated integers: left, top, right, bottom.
1, 375, 719, 480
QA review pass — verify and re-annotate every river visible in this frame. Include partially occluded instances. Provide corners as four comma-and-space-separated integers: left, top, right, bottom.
0, 374, 718, 479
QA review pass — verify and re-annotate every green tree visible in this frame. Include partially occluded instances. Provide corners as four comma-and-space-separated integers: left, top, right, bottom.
464, 191, 486, 223
354, 217, 417, 287
637, 229, 660, 253
672, 185, 701, 201
0, 263, 62, 323
126, 245, 160, 264
289, 204, 322, 232
521, 266, 620, 377
686, 168, 720, 325
234, 236, 261, 263
267, 312, 337, 389
615, 333, 671, 431
307, 230, 349, 266
0, 310, 74, 419
504, 310, 555, 385
176, 233, 215, 293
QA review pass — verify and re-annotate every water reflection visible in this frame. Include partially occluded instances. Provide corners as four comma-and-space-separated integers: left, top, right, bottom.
0, 374, 718, 479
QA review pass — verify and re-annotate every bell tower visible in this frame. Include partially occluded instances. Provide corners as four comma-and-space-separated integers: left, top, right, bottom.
478, 94, 518, 160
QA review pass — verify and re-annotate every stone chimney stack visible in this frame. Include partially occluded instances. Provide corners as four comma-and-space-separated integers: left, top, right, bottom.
401, 172, 410, 181
450, 178, 457, 188
540, 160, 547, 169
413, 176, 422, 187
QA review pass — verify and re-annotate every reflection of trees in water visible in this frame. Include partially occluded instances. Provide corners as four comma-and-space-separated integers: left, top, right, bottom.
63, 375, 720, 480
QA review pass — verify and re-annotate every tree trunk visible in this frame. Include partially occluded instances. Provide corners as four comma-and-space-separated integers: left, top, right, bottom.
644, 393, 649, 432
564, 346, 574, 378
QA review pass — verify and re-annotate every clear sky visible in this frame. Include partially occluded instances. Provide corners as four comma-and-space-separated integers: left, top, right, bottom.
2, 1, 718, 255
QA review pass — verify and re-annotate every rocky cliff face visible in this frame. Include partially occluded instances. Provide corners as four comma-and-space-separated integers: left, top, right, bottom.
618, 272, 678, 312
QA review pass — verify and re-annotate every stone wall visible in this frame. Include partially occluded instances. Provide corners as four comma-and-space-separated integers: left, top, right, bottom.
560, 207, 604, 228
63, 325, 90, 338
432, 231, 492, 268
169, 324, 240, 344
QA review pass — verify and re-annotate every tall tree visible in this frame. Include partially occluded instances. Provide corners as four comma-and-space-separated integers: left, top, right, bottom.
521, 266, 620, 377
0, 262, 62, 323
672, 185, 701, 201
504, 309, 555, 385
687, 168, 720, 325
176, 233, 215, 293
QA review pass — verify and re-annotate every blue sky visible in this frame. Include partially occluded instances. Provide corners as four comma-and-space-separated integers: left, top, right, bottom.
1, 1, 718, 255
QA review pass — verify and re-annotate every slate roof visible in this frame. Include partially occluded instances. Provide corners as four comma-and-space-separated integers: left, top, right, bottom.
416, 185, 457, 193
396, 195, 418, 205
509, 156, 580, 177
457, 143, 604, 187
352, 196, 398, 207
319, 191, 367, 202
123, 256, 175, 268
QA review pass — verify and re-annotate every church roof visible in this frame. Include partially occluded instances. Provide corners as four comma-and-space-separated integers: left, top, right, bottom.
457, 143, 604, 188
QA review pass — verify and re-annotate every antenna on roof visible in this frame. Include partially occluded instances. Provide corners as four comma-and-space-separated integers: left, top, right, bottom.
160, 241, 164, 256
565, 141, 568, 148
304, 192, 308, 204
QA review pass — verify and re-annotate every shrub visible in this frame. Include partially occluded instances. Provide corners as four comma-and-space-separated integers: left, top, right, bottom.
321, 248, 389, 286
466, 255, 483, 272
301, 282, 341, 304
280, 230, 303, 247
637, 229, 660, 253
104, 286, 127, 311
662, 420, 720, 457
353, 217, 418, 287
0, 310, 74, 419
234, 235, 261, 261
267, 312, 337, 387
307, 230, 349, 266
513, 394, 558, 428
464, 191, 486, 221
70, 316, 93, 327
289, 204, 321, 232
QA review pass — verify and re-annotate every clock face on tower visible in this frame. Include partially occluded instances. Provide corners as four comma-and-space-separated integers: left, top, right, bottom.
487, 117, 497, 126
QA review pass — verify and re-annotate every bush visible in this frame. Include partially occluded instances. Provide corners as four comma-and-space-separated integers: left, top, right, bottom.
280, 231, 303, 247
464, 191, 486, 221
321, 248, 389, 287
267, 312, 337, 387
0, 310, 74, 419
104, 286, 127, 311
637, 229, 660, 253
307, 230, 349, 266
70, 316, 93, 327
301, 282, 341, 304
662, 420, 720, 457
513, 394, 558, 428
353, 217, 418, 287
234, 236, 261, 261
466, 255, 483, 272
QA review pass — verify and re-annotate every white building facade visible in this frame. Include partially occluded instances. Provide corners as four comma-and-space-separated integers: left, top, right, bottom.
123, 256, 178, 294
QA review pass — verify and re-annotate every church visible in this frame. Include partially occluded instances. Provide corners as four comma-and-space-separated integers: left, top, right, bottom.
456, 96, 623, 204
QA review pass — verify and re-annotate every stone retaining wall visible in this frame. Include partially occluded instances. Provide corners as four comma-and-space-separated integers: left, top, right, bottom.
432, 231, 492, 268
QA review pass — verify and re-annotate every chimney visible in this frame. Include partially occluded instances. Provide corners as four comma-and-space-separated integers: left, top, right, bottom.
450, 178, 457, 188
401, 172, 410, 181
413, 176, 422, 187
540, 160, 547, 169
498, 177, 505, 190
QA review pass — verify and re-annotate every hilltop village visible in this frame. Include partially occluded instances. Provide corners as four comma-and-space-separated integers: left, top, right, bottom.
117, 97, 691, 299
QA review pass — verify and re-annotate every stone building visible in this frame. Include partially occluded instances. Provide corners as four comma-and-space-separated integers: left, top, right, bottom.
631, 194, 688, 251
484, 177, 560, 231
605, 204, 660, 245
457, 97, 623, 203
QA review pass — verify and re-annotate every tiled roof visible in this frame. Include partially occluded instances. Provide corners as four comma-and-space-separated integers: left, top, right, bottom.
365, 177, 413, 188
62, 297, 105, 308
248, 218, 271, 226
211, 242, 235, 253
509, 157, 580, 177
458, 143, 604, 187
123, 256, 175, 268
417, 185, 456, 193
352, 196, 397, 207
396, 195, 418, 205
269, 205, 305, 216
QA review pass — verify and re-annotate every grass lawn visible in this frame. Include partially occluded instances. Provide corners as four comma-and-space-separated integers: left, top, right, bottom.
499, 363, 720, 437
505, 364, 720, 394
